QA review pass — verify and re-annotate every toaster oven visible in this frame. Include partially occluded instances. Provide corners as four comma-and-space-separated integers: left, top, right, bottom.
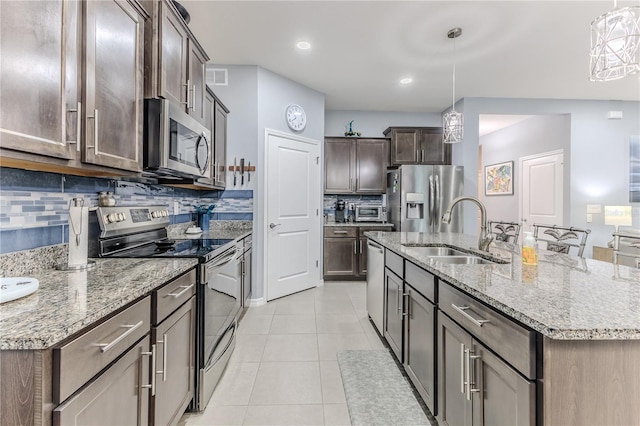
355, 205, 386, 222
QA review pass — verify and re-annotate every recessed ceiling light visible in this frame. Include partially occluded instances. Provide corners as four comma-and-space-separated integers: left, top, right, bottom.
400, 77, 413, 85
296, 41, 311, 50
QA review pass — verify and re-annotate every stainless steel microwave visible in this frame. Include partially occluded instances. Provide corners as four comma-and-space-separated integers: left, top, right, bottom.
355, 205, 386, 222
144, 99, 211, 179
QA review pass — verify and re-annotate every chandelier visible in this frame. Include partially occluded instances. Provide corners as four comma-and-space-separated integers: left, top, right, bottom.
443, 28, 463, 144
590, 2, 640, 81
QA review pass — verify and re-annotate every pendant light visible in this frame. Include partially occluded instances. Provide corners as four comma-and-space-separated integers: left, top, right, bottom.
443, 27, 463, 144
590, 1, 640, 81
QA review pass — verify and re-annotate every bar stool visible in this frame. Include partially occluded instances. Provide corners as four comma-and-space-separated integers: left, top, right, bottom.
532, 224, 591, 258
613, 231, 640, 269
489, 220, 521, 244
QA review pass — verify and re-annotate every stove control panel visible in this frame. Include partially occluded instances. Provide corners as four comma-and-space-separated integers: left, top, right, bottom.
96, 206, 170, 238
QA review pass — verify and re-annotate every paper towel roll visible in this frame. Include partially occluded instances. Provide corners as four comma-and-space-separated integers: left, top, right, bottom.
68, 270, 87, 313
68, 198, 89, 267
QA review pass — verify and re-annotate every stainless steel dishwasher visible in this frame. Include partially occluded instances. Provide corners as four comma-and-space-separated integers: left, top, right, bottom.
366, 239, 385, 334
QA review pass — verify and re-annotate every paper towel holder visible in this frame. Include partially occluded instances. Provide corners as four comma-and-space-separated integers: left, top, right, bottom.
56, 198, 96, 271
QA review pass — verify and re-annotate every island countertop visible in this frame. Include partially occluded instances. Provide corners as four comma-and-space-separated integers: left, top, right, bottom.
0, 258, 198, 350
366, 231, 640, 340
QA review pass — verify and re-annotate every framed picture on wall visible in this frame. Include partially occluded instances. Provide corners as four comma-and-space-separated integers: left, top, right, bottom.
485, 161, 514, 196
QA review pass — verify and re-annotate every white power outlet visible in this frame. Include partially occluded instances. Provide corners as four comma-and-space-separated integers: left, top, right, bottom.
586, 213, 593, 223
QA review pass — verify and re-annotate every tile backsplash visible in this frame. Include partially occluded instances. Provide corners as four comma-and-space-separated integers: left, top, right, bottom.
323, 194, 384, 221
0, 167, 253, 254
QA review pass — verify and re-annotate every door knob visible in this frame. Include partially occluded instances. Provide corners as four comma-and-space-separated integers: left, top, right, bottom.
269, 223, 281, 229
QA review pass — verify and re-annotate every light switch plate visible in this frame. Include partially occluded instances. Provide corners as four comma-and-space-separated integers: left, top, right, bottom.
587, 204, 602, 214
586, 213, 593, 223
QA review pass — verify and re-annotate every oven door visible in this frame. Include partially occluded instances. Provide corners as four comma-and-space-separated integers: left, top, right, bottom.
197, 242, 243, 411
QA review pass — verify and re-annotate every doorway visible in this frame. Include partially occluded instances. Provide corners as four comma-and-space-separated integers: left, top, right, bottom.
265, 129, 321, 301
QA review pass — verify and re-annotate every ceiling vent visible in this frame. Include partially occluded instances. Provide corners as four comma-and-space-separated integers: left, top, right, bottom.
212, 68, 228, 86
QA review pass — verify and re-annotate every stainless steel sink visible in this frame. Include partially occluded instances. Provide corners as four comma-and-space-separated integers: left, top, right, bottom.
404, 246, 467, 256
428, 255, 496, 265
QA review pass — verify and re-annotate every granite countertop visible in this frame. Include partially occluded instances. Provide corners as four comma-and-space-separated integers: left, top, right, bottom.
168, 221, 252, 241
325, 222, 393, 227
0, 258, 198, 350
365, 231, 640, 340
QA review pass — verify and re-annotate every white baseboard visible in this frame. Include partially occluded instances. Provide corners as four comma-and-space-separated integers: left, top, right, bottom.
249, 297, 266, 307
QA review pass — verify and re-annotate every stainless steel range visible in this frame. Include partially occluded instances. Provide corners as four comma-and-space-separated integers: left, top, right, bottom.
94, 205, 243, 412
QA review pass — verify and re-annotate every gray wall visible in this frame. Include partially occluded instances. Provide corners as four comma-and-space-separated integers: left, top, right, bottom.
456, 98, 640, 255
325, 110, 441, 137
208, 65, 325, 302
480, 114, 571, 224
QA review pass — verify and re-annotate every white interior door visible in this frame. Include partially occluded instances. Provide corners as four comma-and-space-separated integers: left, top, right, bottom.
266, 130, 321, 301
519, 150, 564, 231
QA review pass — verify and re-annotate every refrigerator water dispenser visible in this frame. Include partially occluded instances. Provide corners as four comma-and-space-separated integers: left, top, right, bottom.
405, 193, 425, 219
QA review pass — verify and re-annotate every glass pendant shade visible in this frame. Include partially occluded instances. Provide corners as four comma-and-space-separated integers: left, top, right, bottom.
590, 5, 640, 81
443, 109, 463, 144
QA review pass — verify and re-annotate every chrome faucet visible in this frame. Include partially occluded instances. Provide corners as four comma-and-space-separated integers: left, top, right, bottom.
442, 196, 494, 252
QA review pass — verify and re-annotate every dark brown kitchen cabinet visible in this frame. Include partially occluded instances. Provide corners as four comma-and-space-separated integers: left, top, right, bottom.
143, 0, 210, 122
323, 227, 358, 278
0, 0, 80, 160
324, 137, 389, 194
384, 127, 451, 166
82, 0, 146, 172
200, 86, 228, 189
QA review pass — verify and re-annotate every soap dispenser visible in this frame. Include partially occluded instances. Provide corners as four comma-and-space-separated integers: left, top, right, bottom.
521, 231, 538, 265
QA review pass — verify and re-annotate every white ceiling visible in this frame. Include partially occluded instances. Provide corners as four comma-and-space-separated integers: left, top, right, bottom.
181, 0, 640, 113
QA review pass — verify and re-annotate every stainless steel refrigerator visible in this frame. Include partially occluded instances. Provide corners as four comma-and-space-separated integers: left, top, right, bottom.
387, 165, 464, 233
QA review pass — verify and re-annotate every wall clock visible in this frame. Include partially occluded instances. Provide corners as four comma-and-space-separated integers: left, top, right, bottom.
285, 104, 307, 132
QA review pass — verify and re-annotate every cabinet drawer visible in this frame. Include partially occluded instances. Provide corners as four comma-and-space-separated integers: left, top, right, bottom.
439, 282, 535, 379
385, 249, 403, 277
153, 269, 196, 325
324, 226, 357, 238
405, 261, 436, 303
54, 296, 151, 403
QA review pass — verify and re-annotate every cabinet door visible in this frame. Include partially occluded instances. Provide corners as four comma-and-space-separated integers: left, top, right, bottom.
404, 285, 437, 414
390, 129, 419, 165
187, 40, 207, 123
324, 138, 355, 194
151, 298, 195, 426
53, 336, 150, 426
358, 237, 368, 276
438, 311, 473, 426
0, 0, 79, 160
83, 0, 144, 172
355, 139, 388, 193
472, 339, 535, 426
323, 237, 358, 277
213, 102, 227, 188
159, 2, 188, 106
384, 268, 403, 360
420, 128, 451, 165
242, 249, 253, 307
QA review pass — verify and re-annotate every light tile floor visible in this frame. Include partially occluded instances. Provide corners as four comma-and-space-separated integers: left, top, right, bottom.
179, 281, 385, 426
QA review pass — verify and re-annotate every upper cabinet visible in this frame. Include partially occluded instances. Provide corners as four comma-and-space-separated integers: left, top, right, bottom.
0, 0, 147, 173
143, 0, 209, 123
200, 86, 228, 189
384, 127, 451, 166
82, 0, 146, 172
324, 137, 388, 194
0, 0, 80, 160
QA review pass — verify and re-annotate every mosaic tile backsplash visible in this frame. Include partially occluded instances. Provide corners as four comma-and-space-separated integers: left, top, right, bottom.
0, 167, 253, 254
323, 194, 383, 221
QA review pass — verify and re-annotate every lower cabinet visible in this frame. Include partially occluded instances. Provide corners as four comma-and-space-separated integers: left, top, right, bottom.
53, 336, 151, 425
151, 298, 195, 426
384, 268, 403, 360
437, 311, 535, 426
404, 284, 436, 415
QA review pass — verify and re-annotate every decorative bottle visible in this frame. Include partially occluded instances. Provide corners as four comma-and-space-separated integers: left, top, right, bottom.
521, 231, 538, 266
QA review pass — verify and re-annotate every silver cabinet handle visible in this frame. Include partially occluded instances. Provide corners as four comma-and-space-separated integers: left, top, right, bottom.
465, 348, 481, 400
333, 230, 348, 234
416, 149, 420, 162
367, 240, 383, 253
396, 283, 402, 314
460, 343, 466, 394
359, 240, 363, 254
190, 84, 196, 110
97, 320, 143, 352
67, 102, 82, 151
183, 79, 191, 107
166, 284, 194, 298
451, 304, 490, 327
421, 149, 425, 162
402, 292, 410, 317
156, 333, 168, 382
141, 344, 156, 396
269, 222, 281, 229
353, 240, 357, 255
87, 109, 98, 151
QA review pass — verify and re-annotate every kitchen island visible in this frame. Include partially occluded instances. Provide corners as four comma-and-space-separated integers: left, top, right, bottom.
366, 231, 640, 426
